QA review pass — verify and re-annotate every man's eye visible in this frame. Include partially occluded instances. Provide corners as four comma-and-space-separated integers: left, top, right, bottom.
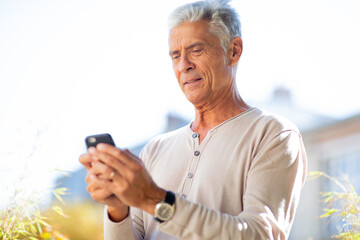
171, 55, 179, 60
192, 49, 203, 54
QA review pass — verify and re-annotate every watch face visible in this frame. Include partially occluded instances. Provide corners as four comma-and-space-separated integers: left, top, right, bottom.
156, 203, 174, 221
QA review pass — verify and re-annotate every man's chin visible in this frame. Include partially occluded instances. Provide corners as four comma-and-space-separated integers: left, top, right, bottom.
185, 96, 209, 109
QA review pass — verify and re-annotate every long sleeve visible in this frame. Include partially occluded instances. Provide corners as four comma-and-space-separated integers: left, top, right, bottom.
157, 130, 307, 239
103, 206, 144, 240
103, 108, 307, 240
103, 148, 148, 240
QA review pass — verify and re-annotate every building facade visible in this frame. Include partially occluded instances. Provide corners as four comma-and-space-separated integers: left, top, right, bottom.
291, 113, 360, 239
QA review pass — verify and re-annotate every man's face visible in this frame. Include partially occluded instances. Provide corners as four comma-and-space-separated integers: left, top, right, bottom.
168, 20, 233, 107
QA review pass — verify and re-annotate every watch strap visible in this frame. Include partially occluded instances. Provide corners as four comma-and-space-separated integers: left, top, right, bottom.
164, 190, 176, 205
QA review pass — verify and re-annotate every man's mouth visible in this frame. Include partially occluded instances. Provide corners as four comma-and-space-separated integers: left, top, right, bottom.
185, 78, 202, 85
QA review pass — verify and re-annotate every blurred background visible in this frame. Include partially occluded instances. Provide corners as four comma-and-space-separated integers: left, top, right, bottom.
1, 0, 359, 239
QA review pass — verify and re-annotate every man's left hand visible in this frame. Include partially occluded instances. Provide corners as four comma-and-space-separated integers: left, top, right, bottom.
88, 143, 166, 215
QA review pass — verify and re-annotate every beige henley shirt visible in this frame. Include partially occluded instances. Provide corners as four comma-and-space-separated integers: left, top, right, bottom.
104, 108, 307, 239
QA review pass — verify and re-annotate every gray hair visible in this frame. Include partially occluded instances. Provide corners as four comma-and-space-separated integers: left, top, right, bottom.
168, 0, 242, 54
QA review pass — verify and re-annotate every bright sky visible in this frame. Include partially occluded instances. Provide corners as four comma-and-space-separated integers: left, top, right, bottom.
1, 0, 360, 197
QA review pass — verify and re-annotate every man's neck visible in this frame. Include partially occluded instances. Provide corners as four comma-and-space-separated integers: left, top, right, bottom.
191, 90, 250, 144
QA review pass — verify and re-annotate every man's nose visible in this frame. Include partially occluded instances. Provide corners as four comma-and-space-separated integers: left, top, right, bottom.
178, 55, 195, 72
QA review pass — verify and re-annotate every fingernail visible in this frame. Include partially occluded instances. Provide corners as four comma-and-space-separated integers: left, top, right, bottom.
97, 143, 105, 150
88, 147, 96, 154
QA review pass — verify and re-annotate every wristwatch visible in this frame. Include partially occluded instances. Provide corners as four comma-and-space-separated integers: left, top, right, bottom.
154, 190, 176, 223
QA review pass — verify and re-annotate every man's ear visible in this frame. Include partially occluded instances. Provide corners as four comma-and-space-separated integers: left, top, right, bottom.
228, 37, 243, 66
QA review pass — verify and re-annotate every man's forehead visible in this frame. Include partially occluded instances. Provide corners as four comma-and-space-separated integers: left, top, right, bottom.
168, 21, 214, 49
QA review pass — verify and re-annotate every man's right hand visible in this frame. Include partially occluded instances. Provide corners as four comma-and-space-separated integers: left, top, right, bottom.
79, 152, 129, 222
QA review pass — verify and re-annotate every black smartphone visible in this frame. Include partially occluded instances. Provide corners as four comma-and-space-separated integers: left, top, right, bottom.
85, 133, 115, 148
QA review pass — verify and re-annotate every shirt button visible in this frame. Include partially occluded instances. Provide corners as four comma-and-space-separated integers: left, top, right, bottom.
181, 194, 187, 199
192, 133, 198, 138
187, 173, 193, 178
194, 151, 200, 156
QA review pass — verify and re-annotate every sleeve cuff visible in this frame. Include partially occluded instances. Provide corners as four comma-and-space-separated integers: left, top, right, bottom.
103, 206, 135, 239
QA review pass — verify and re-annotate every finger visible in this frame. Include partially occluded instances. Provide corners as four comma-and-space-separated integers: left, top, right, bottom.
89, 147, 131, 177
90, 187, 112, 199
87, 147, 99, 161
89, 146, 143, 189
91, 161, 115, 180
86, 174, 112, 192
85, 174, 125, 208
97, 144, 141, 170
79, 153, 94, 170
87, 173, 129, 202
123, 149, 142, 162
88, 187, 113, 203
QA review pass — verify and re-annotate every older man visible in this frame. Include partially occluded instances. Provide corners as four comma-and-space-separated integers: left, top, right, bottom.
80, 0, 307, 239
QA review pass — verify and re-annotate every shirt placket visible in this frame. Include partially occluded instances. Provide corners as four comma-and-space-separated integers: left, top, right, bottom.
180, 132, 203, 199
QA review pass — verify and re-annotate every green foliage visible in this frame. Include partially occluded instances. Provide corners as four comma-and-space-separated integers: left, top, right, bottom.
309, 171, 360, 239
0, 186, 69, 240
